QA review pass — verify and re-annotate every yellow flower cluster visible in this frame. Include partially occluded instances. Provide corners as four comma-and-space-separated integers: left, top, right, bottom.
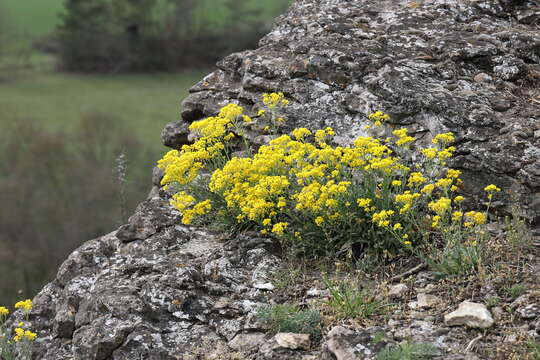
0, 306, 8, 316
368, 110, 390, 127
262, 92, 289, 108
14, 299, 32, 313
158, 100, 496, 256
13, 327, 37, 342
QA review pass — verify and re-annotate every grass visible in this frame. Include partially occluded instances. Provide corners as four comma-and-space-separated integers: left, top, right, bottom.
256, 304, 322, 340
504, 283, 527, 299
0, 70, 206, 155
323, 276, 387, 320
376, 342, 440, 360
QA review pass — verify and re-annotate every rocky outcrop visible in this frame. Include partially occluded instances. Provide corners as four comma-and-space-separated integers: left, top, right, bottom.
167, 0, 540, 230
10, 0, 540, 359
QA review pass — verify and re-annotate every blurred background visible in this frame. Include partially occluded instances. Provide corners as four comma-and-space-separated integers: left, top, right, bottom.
0, 0, 291, 305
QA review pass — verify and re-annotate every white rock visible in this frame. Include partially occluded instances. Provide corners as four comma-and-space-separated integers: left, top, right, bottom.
274, 333, 311, 350
253, 282, 275, 291
444, 301, 494, 328
388, 283, 408, 298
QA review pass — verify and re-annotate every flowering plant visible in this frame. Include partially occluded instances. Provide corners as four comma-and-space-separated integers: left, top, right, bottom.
158, 94, 499, 259
0, 299, 37, 360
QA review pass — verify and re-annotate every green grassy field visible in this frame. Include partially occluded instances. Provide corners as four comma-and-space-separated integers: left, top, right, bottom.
0, 70, 206, 154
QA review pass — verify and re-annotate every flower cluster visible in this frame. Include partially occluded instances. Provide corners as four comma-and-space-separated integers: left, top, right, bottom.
1, 299, 37, 359
158, 95, 500, 257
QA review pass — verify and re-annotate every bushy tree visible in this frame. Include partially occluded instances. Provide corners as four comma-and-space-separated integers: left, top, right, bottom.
59, 0, 164, 72
58, 0, 291, 72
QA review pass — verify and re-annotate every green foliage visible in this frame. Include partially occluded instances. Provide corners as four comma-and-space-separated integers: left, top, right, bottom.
376, 342, 440, 360
323, 276, 385, 320
527, 340, 540, 360
58, 0, 291, 72
485, 296, 501, 308
504, 284, 527, 299
422, 241, 486, 279
256, 304, 322, 340
0, 117, 154, 305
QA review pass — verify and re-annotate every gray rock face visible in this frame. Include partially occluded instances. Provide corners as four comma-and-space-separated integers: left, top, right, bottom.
165, 0, 540, 228
11, 196, 281, 359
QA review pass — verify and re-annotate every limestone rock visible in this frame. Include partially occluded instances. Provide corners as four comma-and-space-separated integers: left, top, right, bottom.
228, 332, 267, 353
388, 284, 408, 299
444, 301, 494, 329
518, 304, 540, 319
325, 326, 373, 360
274, 333, 311, 350
417, 293, 441, 309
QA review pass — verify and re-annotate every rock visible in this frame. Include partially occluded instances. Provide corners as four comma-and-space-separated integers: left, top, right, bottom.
326, 326, 373, 360
490, 97, 512, 112
274, 333, 311, 350
253, 282, 276, 291
518, 304, 540, 319
417, 293, 441, 309
474, 72, 493, 83
228, 332, 267, 353
388, 284, 408, 299
444, 301, 494, 328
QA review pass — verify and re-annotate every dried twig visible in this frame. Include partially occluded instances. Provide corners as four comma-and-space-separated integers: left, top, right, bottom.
389, 262, 427, 282
465, 334, 483, 353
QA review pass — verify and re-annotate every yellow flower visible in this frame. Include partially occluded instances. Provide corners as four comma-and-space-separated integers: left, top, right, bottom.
314, 216, 324, 226
432, 132, 455, 145
271, 222, 288, 235
452, 211, 463, 221
447, 169, 461, 179
292, 128, 312, 140
454, 195, 465, 202
24, 330, 37, 341
428, 197, 452, 214
420, 184, 435, 194
258, 110, 266, 116
393, 223, 403, 230
262, 218, 271, 226
408, 172, 426, 186
431, 215, 441, 228
0, 306, 8, 317
422, 148, 438, 159
14, 299, 32, 312
218, 103, 244, 120
391, 180, 402, 187
357, 198, 372, 208
484, 184, 501, 192
242, 115, 252, 123
465, 211, 486, 225
403, 240, 412, 245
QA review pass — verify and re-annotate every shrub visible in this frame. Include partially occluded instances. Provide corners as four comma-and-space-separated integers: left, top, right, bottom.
256, 304, 322, 339
158, 94, 499, 260
0, 299, 36, 360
